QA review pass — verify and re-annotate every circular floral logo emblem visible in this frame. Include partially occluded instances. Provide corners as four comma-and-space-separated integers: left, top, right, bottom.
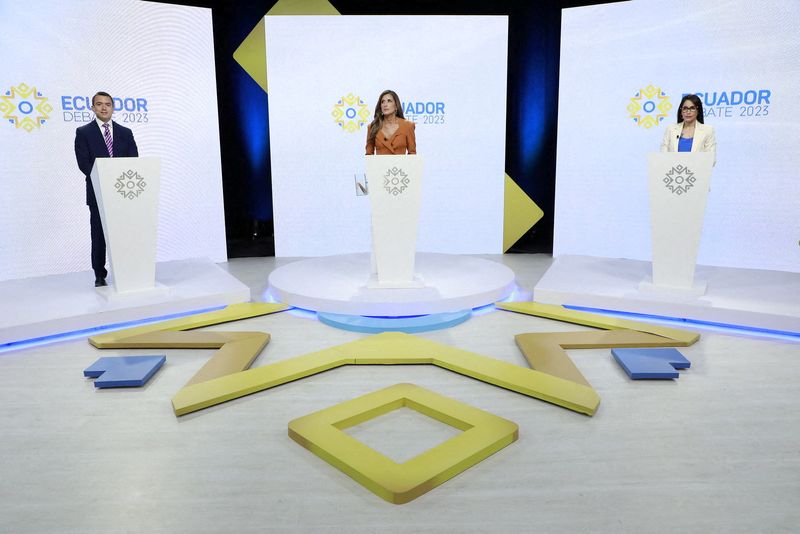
0, 83, 53, 132
628, 84, 672, 129
115, 170, 147, 199
332, 93, 370, 133
663, 165, 696, 195
383, 167, 410, 196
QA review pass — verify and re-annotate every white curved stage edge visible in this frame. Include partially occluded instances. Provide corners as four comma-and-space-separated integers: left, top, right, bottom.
267, 253, 516, 316
0, 259, 251, 347
534, 255, 800, 334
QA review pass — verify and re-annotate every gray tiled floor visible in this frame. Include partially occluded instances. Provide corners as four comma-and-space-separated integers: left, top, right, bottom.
1, 254, 798, 533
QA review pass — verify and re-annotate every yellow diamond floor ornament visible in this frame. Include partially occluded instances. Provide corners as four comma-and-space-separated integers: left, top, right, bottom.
172, 331, 601, 417
289, 383, 518, 504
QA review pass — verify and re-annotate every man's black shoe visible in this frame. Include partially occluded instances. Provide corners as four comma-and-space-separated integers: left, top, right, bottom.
94, 277, 107, 287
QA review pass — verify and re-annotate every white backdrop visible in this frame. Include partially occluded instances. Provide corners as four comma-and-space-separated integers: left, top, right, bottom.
554, 0, 800, 273
0, 0, 226, 281
265, 16, 508, 257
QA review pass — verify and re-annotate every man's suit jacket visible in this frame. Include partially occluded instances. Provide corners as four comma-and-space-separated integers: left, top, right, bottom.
75, 120, 139, 205
365, 118, 417, 155
660, 121, 716, 165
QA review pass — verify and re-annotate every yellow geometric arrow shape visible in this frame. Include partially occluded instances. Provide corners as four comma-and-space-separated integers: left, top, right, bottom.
266, 0, 339, 15
496, 301, 699, 346
515, 330, 689, 386
88, 302, 287, 348
289, 383, 518, 504
233, 18, 268, 92
503, 174, 544, 252
104, 331, 270, 387
233, 0, 340, 93
87, 303, 287, 386
171, 331, 601, 417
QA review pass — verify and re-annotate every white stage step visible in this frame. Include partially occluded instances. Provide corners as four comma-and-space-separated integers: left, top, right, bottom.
534, 254, 800, 334
0, 259, 250, 346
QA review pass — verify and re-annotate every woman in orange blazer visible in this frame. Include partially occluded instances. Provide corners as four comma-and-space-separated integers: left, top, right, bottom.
365, 89, 417, 155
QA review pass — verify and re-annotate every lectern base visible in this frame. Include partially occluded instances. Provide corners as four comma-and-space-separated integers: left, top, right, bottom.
95, 282, 171, 302
366, 273, 425, 289
638, 277, 707, 299
267, 253, 516, 316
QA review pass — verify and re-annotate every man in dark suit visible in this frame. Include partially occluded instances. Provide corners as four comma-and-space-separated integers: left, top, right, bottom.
74, 91, 138, 287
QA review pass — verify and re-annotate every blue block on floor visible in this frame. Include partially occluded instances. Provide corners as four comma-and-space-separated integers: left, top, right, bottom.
611, 348, 690, 379
84, 355, 166, 388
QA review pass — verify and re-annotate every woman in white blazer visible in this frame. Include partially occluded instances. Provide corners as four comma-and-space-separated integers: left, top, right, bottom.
660, 94, 716, 165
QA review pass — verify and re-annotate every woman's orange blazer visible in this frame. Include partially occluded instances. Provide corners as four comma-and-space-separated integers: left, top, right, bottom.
365, 118, 417, 155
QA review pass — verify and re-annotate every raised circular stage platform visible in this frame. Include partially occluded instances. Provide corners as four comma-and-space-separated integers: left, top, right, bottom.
267, 253, 516, 317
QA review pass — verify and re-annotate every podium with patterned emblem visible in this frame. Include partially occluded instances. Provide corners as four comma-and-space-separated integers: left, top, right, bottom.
641, 152, 714, 295
365, 155, 424, 288
90, 157, 161, 295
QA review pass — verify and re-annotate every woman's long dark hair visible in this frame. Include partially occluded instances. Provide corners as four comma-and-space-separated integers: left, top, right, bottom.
676, 94, 704, 124
368, 89, 405, 142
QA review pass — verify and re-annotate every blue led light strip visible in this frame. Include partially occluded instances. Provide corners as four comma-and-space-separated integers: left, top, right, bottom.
563, 304, 800, 342
0, 305, 227, 354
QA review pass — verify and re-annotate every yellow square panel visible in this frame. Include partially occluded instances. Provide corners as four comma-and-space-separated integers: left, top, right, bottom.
288, 383, 518, 504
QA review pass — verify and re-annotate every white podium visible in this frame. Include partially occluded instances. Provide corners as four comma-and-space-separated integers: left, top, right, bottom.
90, 157, 161, 295
643, 152, 714, 294
365, 155, 424, 288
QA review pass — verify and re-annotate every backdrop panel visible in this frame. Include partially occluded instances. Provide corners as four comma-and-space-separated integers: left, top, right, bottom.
266, 16, 508, 257
554, 0, 800, 273
0, 0, 226, 281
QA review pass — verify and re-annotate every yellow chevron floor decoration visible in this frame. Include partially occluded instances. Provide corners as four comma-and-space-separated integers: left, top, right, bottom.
496, 301, 700, 346
87, 303, 288, 386
289, 383, 518, 504
171, 331, 601, 417
515, 330, 690, 386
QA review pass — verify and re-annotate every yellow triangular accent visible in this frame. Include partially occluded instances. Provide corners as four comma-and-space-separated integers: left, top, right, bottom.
234, 0, 340, 93
503, 173, 544, 252
233, 18, 268, 92
267, 0, 339, 15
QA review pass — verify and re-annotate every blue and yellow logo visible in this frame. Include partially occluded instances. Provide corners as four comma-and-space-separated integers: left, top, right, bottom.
0, 83, 53, 132
332, 93, 370, 133
628, 85, 671, 129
